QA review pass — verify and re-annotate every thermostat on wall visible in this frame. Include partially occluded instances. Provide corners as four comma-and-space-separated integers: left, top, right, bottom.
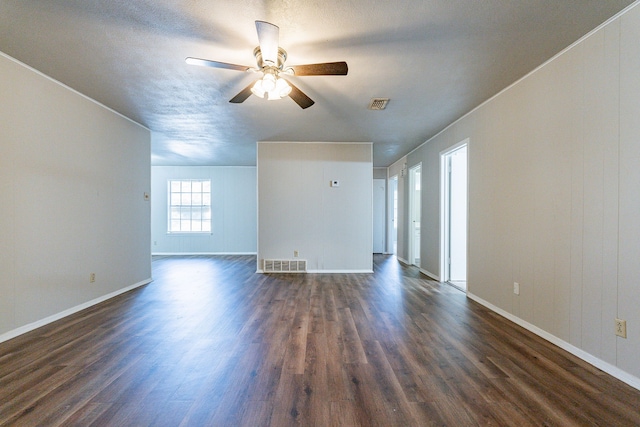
331, 180, 340, 187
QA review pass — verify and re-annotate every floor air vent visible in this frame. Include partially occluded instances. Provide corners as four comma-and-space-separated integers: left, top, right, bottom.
263, 259, 307, 273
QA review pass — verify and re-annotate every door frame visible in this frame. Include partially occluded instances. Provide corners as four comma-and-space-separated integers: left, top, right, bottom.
373, 178, 386, 254
408, 163, 422, 267
388, 175, 398, 255
440, 139, 469, 286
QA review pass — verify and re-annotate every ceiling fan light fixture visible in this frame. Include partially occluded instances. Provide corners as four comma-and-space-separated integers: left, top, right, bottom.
267, 91, 282, 101
261, 71, 277, 92
275, 78, 291, 97
266, 79, 291, 100
251, 79, 266, 98
253, 75, 291, 100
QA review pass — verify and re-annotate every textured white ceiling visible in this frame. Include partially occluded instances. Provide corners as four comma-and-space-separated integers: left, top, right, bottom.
0, 0, 634, 166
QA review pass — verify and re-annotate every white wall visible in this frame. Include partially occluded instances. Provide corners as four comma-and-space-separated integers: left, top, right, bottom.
401, 2, 640, 386
0, 52, 151, 339
258, 142, 373, 272
151, 166, 257, 254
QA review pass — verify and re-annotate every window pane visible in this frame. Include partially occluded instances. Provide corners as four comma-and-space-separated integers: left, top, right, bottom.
168, 179, 211, 233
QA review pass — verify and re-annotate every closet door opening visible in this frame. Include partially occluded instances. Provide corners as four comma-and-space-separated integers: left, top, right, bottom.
389, 175, 398, 255
441, 142, 468, 290
409, 164, 422, 267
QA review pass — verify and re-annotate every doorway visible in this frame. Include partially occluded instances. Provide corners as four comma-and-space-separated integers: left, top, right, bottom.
373, 179, 386, 253
389, 175, 398, 254
409, 164, 421, 267
441, 141, 468, 290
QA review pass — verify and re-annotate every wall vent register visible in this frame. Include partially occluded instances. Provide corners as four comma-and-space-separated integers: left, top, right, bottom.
263, 259, 307, 273
368, 98, 390, 110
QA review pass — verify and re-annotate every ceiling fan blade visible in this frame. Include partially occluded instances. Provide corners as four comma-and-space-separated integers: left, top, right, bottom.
284, 79, 315, 109
229, 82, 256, 104
255, 21, 279, 65
186, 57, 251, 72
290, 62, 348, 76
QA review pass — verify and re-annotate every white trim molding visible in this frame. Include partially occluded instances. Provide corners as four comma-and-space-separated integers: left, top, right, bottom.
467, 292, 640, 392
307, 270, 374, 274
420, 268, 440, 281
152, 252, 257, 256
0, 279, 152, 345
397, 256, 410, 265
256, 269, 374, 274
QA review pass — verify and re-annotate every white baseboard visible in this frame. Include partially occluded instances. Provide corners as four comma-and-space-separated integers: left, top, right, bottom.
394, 257, 439, 280
467, 292, 640, 392
152, 252, 257, 256
397, 256, 410, 265
420, 268, 439, 281
256, 269, 374, 274
307, 270, 374, 274
0, 279, 152, 345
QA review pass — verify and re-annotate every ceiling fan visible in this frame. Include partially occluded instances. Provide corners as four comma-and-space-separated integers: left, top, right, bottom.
186, 21, 348, 109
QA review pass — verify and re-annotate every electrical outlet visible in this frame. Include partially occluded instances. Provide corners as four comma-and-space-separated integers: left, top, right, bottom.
615, 319, 627, 338
90, 273, 96, 283
294, 250, 299, 257
513, 282, 520, 295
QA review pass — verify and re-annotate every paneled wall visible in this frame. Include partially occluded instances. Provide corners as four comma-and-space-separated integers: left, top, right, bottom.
403, 3, 640, 384
151, 166, 257, 254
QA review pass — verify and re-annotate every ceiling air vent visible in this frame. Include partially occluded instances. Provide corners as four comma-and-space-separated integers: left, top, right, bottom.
368, 98, 390, 110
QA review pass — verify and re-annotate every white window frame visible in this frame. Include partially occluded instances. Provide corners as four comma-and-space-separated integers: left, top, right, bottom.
167, 179, 211, 234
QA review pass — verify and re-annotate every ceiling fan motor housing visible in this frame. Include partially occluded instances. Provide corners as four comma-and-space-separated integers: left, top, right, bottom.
253, 46, 288, 70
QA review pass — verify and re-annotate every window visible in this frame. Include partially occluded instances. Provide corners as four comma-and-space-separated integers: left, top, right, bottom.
168, 180, 211, 233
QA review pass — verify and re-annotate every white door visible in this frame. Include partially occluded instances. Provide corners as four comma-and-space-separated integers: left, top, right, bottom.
373, 179, 386, 253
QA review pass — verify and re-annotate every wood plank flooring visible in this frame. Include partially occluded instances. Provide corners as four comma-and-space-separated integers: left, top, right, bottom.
1, 255, 639, 426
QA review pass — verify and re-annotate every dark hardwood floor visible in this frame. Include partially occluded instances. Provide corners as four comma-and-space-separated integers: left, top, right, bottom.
1, 255, 639, 426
